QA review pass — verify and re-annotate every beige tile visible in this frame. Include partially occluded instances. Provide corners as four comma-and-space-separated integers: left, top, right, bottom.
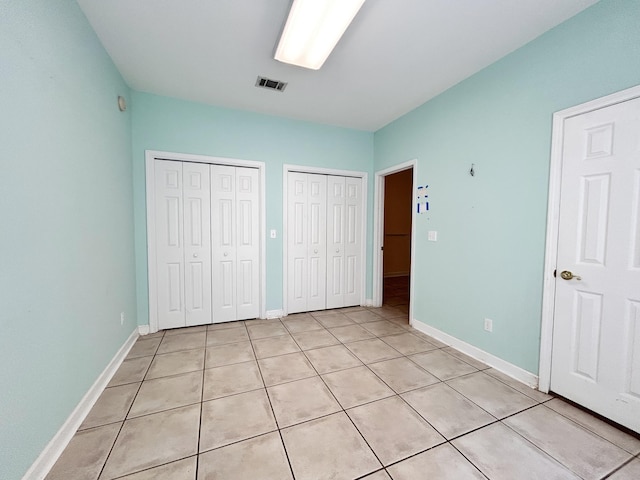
291, 329, 339, 350
345, 309, 385, 323
197, 432, 293, 480
141, 331, 164, 339
101, 405, 200, 479
206, 327, 249, 346
208, 320, 245, 331
251, 335, 300, 359
322, 366, 395, 409
360, 471, 392, 480
310, 309, 343, 317
409, 350, 477, 380
80, 383, 139, 429
247, 322, 288, 339
246, 317, 284, 326
283, 312, 314, 321
504, 405, 632, 479
258, 352, 317, 386
127, 338, 161, 359
45, 423, 121, 480
328, 324, 375, 342
360, 320, 406, 337
338, 306, 366, 312
203, 361, 263, 400
146, 349, 205, 380
442, 347, 489, 370
609, 459, 640, 480
387, 443, 485, 480
447, 372, 537, 418
484, 367, 552, 402
117, 457, 196, 480
453, 422, 580, 480
545, 398, 640, 454
315, 312, 355, 328
410, 330, 448, 348
199, 389, 276, 452
281, 412, 381, 480
347, 396, 445, 466
157, 331, 206, 354
368, 357, 439, 393
380, 333, 437, 355
129, 371, 202, 418
164, 325, 207, 336
345, 338, 402, 364
108, 356, 153, 387
304, 344, 363, 373
267, 376, 341, 428
373, 306, 406, 319
402, 383, 495, 439
282, 316, 324, 333
205, 341, 254, 369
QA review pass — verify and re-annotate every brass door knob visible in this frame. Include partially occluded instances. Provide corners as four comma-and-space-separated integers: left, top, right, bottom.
560, 270, 581, 281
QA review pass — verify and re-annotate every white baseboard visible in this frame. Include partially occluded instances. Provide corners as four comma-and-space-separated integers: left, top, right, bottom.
23, 329, 139, 480
138, 324, 150, 335
265, 309, 284, 319
364, 298, 375, 307
411, 318, 539, 388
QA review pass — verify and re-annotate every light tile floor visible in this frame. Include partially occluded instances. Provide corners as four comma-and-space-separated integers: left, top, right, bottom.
46, 306, 640, 480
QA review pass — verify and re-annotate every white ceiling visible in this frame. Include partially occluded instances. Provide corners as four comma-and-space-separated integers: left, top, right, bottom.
76, 0, 598, 131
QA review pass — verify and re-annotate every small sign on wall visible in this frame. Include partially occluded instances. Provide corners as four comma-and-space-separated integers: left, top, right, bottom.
417, 185, 429, 214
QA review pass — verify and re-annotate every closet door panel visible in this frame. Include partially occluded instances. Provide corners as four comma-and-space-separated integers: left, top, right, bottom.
306, 174, 327, 311
235, 167, 260, 320
327, 176, 346, 308
343, 177, 362, 306
287, 172, 309, 313
183, 162, 212, 326
154, 160, 185, 329
211, 165, 237, 322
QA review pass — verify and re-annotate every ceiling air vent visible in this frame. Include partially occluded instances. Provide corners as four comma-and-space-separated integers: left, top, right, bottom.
255, 76, 287, 92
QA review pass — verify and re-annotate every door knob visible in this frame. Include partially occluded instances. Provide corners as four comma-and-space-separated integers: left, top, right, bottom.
560, 270, 581, 281
336, 249, 340, 253
224, 252, 228, 257
193, 253, 198, 258
314, 249, 318, 254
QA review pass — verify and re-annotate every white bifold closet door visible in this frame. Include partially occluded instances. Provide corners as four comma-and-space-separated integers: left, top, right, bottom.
154, 160, 212, 329
287, 172, 328, 313
153, 160, 259, 330
211, 165, 260, 322
327, 176, 362, 309
287, 172, 362, 314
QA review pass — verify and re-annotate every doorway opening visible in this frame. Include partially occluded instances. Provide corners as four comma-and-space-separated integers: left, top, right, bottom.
373, 159, 416, 325
383, 169, 413, 310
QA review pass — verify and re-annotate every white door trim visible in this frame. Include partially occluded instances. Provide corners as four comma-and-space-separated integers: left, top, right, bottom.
372, 159, 417, 324
538, 84, 640, 392
282, 164, 368, 316
145, 150, 266, 333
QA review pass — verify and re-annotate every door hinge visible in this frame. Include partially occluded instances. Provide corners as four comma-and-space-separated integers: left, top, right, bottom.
381, 246, 384, 251
553, 269, 557, 278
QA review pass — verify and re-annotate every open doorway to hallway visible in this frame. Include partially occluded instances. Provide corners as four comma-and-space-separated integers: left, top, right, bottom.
382, 168, 413, 316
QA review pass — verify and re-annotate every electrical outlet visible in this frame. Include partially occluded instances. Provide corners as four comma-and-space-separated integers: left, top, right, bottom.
120, 312, 125, 325
484, 318, 493, 332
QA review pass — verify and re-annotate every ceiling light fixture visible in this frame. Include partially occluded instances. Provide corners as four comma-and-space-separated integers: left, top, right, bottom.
275, 0, 366, 70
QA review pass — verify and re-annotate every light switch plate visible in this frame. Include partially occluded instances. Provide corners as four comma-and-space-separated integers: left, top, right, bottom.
270, 229, 277, 239
427, 231, 438, 241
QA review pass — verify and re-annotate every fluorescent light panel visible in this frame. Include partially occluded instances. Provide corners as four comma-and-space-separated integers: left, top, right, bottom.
275, 0, 366, 70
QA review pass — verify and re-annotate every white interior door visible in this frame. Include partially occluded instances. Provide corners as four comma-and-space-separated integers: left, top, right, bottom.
154, 160, 185, 329
183, 162, 212, 326
211, 165, 238, 323
287, 172, 327, 313
326, 176, 362, 308
550, 96, 640, 432
235, 167, 260, 320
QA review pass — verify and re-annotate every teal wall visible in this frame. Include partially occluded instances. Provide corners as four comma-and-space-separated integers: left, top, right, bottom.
131, 92, 374, 323
375, 0, 640, 373
0, 1, 137, 478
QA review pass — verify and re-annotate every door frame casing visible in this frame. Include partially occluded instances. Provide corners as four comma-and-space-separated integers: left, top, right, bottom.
282, 164, 368, 316
372, 159, 417, 324
145, 150, 266, 333
538, 84, 640, 392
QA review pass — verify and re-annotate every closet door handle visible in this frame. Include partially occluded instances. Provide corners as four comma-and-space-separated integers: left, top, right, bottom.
336, 249, 340, 253
314, 249, 318, 254
223, 252, 228, 257
193, 253, 198, 258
